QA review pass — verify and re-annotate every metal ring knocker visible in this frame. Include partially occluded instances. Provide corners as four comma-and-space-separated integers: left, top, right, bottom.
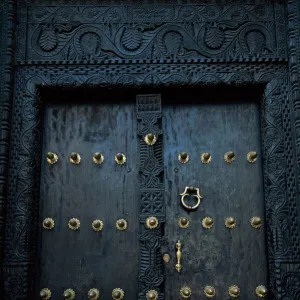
180, 187, 203, 211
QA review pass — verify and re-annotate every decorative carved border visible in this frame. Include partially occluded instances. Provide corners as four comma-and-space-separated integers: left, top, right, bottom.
1, 64, 299, 300
0, 0, 16, 294
16, 2, 287, 64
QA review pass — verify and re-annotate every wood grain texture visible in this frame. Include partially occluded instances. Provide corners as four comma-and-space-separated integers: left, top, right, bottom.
161, 87, 268, 300
38, 90, 139, 299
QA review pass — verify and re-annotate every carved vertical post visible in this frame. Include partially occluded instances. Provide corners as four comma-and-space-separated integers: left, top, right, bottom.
0, 0, 17, 294
136, 95, 165, 299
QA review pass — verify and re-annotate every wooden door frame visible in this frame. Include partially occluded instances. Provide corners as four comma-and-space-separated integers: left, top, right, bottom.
2, 64, 299, 299
1, 1, 300, 299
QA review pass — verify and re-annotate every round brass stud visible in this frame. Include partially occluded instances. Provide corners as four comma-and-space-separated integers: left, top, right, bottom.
63, 289, 75, 299
146, 290, 158, 300
178, 217, 190, 228
88, 288, 100, 299
112, 288, 124, 299
69, 152, 81, 165
201, 153, 212, 164
42, 218, 55, 230
92, 219, 104, 232
40, 288, 51, 299
163, 253, 170, 263
224, 151, 235, 163
180, 286, 192, 298
146, 216, 159, 229
116, 219, 127, 231
247, 151, 258, 163
46, 152, 58, 164
115, 153, 126, 165
202, 217, 214, 229
93, 152, 104, 165
225, 217, 236, 229
144, 133, 157, 145
178, 152, 190, 164
204, 286, 216, 298
251, 216, 262, 228
228, 286, 240, 298
255, 285, 267, 298
68, 218, 80, 230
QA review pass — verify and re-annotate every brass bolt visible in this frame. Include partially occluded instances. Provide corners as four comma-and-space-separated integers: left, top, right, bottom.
70, 152, 78, 160
229, 285, 240, 297
118, 220, 125, 227
180, 286, 192, 298
256, 285, 267, 297
225, 217, 236, 229
247, 151, 258, 163
204, 286, 216, 298
147, 133, 154, 141
47, 152, 54, 160
180, 217, 188, 226
180, 152, 188, 159
251, 216, 262, 228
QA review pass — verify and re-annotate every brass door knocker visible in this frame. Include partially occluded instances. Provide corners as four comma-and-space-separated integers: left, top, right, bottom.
180, 187, 203, 211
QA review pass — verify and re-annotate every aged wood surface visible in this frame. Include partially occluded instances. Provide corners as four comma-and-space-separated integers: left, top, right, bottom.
162, 87, 268, 299
38, 90, 139, 299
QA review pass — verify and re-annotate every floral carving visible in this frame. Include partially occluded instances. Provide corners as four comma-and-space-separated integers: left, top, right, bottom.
121, 27, 142, 51
204, 25, 225, 49
38, 26, 57, 52
162, 31, 184, 57
79, 32, 101, 56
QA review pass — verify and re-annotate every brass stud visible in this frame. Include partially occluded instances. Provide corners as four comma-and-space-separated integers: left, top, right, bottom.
228, 286, 240, 298
63, 289, 75, 299
146, 290, 158, 300
180, 286, 192, 298
93, 152, 104, 165
116, 219, 127, 231
115, 153, 126, 165
204, 286, 216, 298
251, 216, 262, 229
202, 217, 214, 229
92, 219, 104, 231
40, 288, 51, 299
42, 218, 55, 230
225, 217, 236, 229
178, 152, 190, 164
69, 152, 81, 164
144, 133, 157, 145
178, 217, 190, 228
112, 288, 124, 299
88, 288, 100, 299
46, 152, 58, 164
247, 151, 258, 163
201, 152, 212, 164
224, 151, 235, 163
163, 253, 170, 263
255, 285, 267, 298
146, 216, 159, 229
68, 218, 80, 230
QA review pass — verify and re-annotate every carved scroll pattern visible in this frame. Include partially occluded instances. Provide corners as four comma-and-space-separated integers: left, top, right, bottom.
15, 3, 287, 62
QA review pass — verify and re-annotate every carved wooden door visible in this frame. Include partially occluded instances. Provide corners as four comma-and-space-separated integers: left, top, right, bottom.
161, 88, 268, 300
38, 88, 268, 300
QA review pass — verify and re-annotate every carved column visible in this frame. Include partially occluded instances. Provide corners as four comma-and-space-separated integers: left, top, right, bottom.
136, 95, 165, 300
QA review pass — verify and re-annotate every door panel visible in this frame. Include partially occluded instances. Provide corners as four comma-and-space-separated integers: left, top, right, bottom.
39, 94, 139, 299
162, 91, 268, 299
38, 88, 268, 299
